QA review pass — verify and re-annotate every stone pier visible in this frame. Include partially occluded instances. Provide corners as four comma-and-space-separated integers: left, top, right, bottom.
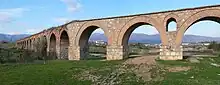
159, 45, 183, 60
106, 45, 129, 60
159, 31, 183, 60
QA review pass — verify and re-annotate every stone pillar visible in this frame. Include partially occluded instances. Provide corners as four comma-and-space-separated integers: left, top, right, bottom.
68, 45, 78, 60
56, 40, 61, 59
31, 42, 34, 51
46, 38, 50, 57
106, 45, 129, 60
33, 40, 37, 52
28, 41, 31, 50
159, 31, 183, 60
159, 45, 183, 60
25, 41, 28, 49
60, 39, 69, 60
68, 45, 88, 60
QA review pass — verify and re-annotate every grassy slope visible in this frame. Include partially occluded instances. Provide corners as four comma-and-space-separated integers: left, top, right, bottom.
154, 57, 220, 85
0, 61, 116, 85
0, 57, 220, 85
0, 60, 144, 85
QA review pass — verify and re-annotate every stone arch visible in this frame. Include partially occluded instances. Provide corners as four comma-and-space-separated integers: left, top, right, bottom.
75, 22, 108, 59
117, 16, 167, 45
166, 18, 177, 32
163, 13, 179, 31
75, 21, 108, 46
176, 9, 220, 45
49, 33, 57, 59
60, 30, 69, 60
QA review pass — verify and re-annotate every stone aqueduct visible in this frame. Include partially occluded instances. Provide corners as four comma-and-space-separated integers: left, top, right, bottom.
16, 5, 220, 60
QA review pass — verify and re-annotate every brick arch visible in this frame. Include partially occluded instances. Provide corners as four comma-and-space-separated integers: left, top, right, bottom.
117, 16, 168, 45
59, 30, 69, 39
49, 32, 57, 42
59, 26, 68, 35
59, 26, 69, 41
176, 9, 220, 45
163, 13, 179, 31
48, 30, 59, 41
75, 21, 108, 46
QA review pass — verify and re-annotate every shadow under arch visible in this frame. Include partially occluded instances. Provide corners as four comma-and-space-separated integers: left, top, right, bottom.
60, 30, 69, 60
49, 33, 57, 59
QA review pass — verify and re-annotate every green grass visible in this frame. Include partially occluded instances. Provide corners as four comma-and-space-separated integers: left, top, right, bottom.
1, 57, 220, 85
153, 57, 220, 85
0, 60, 121, 85
0, 60, 145, 85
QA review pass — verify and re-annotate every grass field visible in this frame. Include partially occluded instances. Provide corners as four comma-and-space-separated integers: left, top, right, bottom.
0, 57, 220, 85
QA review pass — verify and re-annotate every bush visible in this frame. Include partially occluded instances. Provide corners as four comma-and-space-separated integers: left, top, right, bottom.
208, 41, 220, 51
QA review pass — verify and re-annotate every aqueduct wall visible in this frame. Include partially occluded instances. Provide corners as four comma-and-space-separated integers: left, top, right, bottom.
16, 5, 220, 60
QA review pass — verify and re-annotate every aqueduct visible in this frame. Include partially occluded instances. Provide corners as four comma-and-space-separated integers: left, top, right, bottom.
16, 5, 220, 60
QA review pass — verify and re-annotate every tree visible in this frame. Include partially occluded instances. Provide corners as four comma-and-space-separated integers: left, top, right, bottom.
208, 41, 220, 51
33, 36, 48, 64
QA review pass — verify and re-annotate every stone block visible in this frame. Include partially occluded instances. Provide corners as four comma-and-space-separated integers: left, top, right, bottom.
171, 52, 176, 56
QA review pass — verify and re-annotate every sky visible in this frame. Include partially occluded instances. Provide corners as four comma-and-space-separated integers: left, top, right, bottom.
0, 0, 220, 37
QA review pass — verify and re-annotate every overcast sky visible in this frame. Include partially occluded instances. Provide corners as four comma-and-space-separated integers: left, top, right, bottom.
0, 0, 220, 37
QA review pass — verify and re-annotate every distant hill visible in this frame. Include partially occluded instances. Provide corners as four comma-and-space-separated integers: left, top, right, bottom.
90, 33, 220, 44
1, 33, 220, 44
183, 35, 220, 43
0, 34, 29, 42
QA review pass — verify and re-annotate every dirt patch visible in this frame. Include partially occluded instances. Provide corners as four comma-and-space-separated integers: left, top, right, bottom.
124, 55, 157, 65
166, 66, 191, 72
75, 56, 165, 84
123, 55, 165, 81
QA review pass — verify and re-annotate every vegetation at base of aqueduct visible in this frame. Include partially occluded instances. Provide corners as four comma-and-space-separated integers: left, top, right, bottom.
0, 42, 220, 85
0, 57, 220, 85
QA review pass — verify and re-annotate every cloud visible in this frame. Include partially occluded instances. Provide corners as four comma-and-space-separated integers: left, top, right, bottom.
0, 8, 28, 25
60, 0, 81, 13
53, 17, 71, 24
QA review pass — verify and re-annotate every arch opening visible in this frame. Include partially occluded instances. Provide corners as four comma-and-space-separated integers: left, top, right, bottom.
79, 26, 107, 60
60, 31, 69, 60
185, 17, 220, 32
183, 16, 220, 59
166, 18, 177, 32
122, 22, 161, 58
49, 34, 57, 59
28, 40, 31, 50
30, 40, 32, 50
